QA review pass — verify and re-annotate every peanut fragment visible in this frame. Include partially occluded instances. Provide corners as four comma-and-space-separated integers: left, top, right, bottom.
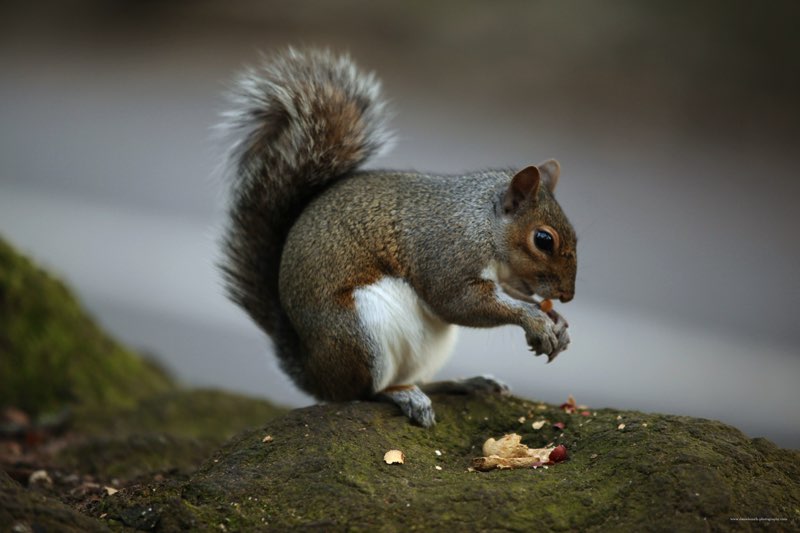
383, 449, 405, 464
473, 433, 558, 471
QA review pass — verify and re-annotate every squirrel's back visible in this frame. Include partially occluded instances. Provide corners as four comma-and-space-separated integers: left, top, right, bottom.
220, 49, 392, 382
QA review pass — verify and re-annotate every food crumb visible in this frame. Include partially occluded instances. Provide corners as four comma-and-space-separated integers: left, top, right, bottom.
28, 470, 52, 487
532, 420, 546, 430
262, 435, 273, 443
518, 416, 526, 424
435, 449, 442, 456
617, 423, 626, 430
435, 465, 443, 471
384, 449, 405, 465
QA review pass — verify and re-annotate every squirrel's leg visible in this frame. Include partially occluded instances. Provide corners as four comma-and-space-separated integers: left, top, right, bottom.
302, 324, 441, 427
300, 326, 376, 402
352, 277, 459, 427
284, 291, 378, 403
377, 385, 436, 428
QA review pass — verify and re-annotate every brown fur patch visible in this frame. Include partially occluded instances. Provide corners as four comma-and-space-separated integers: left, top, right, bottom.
332, 265, 384, 308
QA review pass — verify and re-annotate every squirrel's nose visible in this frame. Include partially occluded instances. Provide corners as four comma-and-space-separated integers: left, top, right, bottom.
558, 292, 574, 303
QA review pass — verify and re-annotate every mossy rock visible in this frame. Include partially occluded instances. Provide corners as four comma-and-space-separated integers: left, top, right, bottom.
98, 391, 800, 531
0, 235, 288, 530
56, 389, 288, 481
0, 470, 108, 533
0, 236, 172, 417
74, 388, 287, 440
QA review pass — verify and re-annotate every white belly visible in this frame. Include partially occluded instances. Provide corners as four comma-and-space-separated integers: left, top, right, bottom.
353, 277, 458, 392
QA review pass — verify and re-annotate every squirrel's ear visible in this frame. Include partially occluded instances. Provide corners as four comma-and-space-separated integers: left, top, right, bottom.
537, 159, 561, 193
503, 166, 541, 214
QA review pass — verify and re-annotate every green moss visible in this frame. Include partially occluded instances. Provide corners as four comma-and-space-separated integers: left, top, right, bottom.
0, 236, 172, 417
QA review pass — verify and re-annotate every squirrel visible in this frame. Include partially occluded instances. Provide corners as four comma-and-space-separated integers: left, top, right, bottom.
220, 49, 577, 427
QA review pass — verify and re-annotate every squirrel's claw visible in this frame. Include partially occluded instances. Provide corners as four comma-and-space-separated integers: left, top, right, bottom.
546, 347, 563, 363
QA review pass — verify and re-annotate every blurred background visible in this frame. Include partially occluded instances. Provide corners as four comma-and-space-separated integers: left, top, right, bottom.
1, 1, 798, 446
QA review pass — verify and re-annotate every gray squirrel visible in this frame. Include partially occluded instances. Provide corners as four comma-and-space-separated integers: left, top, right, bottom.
221, 49, 577, 427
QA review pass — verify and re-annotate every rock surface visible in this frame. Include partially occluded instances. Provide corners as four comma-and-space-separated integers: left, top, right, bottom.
1, 470, 108, 533
0, 235, 286, 530
96, 392, 799, 531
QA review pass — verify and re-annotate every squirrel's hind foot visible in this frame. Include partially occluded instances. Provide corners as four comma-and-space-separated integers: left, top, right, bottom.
421, 375, 511, 396
378, 385, 436, 428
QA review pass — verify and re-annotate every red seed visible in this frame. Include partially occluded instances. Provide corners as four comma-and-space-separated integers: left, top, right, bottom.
540, 299, 553, 313
548, 445, 568, 463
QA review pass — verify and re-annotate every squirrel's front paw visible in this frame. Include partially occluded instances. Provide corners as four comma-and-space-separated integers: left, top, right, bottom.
547, 314, 571, 362
524, 313, 568, 360
524, 315, 558, 356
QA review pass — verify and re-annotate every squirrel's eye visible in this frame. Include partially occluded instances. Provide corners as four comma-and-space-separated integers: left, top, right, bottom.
533, 229, 555, 253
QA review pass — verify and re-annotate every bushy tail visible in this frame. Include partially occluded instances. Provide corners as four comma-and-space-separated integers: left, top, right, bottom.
220, 48, 392, 381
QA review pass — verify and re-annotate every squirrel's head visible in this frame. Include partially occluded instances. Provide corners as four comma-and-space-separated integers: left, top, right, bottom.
501, 160, 577, 303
